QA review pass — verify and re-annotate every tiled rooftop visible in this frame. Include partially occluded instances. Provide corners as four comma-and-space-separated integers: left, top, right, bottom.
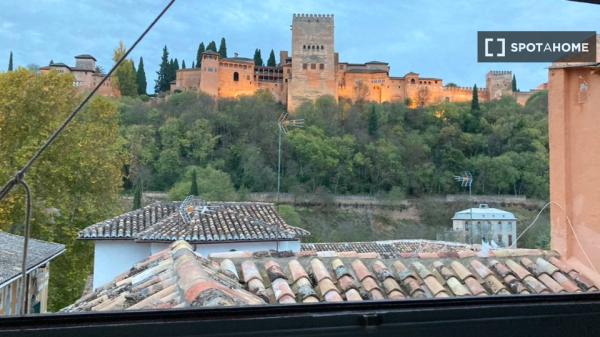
0, 231, 65, 287
79, 201, 310, 243
63, 240, 599, 312
301, 239, 474, 259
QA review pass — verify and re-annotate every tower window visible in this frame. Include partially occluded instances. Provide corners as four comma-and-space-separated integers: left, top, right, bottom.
312, 45, 315, 50
321, 45, 324, 50
303, 45, 306, 49
410, 79, 416, 84
311, 63, 316, 70
319, 63, 324, 70
233, 72, 239, 81
302, 63, 308, 70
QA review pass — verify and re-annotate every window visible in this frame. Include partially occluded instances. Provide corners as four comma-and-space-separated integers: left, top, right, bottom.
311, 64, 316, 70
233, 72, 239, 81
319, 64, 324, 70
302, 63, 307, 70
410, 78, 416, 84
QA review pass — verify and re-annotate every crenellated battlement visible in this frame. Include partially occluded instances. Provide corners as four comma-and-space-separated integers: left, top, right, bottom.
444, 86, 487, 92
292, 13, 334, 22
487, 70, 512, 76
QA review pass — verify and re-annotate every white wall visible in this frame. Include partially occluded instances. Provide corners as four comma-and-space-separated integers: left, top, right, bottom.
193, 240, 300, 257
93, 239, 301, 288
93, 241, 151, 289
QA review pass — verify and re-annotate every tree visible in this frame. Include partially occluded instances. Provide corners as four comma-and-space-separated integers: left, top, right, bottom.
206, 41, 217, 52
155, 45, 171, 93
190, 169, 199, 195
218, 38, 227, 58
191, 61, 195, 68
132, 179, 142, 210
49, 59, 54, 65
253, 49, 263, 66
267, 49, 276, 67
512, 74, 518, 92
169, 166, 237, 201
136, 57, 147, 95
471, 84, 480, 111
112, 42, 137, 96
0, 69, 123, 310
368, 105, 379, 136
196, 42, 205, 68
8, 51, 13, 71
181, 59, 186, 69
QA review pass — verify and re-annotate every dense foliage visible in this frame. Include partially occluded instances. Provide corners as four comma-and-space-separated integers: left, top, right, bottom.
0, 70, 124, 310
120, 89, 549, 200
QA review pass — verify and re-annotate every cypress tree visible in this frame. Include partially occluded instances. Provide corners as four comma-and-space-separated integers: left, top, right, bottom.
191, 61, 195, 69
155, 45, 171, 93
190, 169, 199, 196
512, 74, 518, 92
136, 56, 147, 95
196, 42, 205, 68
471, 84, 480, 111
132, 180, 142, 210
8, 51, 13, 71
368, 105, 379, 136
267, 49, 276, 67
218, 38, 227, 58
49, 59, 54, 65
206, 41, 217, 52
181, 59, 186, 69
174, 58, 180, 71
253, 49, 263, 66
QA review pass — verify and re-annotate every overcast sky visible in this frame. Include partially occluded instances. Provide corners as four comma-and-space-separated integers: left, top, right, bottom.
1, 0, 598, 92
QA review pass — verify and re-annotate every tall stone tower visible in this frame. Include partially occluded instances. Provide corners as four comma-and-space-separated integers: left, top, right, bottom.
288, 14, 337, 112
486, 70, 513, 100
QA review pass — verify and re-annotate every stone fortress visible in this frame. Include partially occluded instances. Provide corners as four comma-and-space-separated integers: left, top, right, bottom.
40, 54, 120, 97
172, 14, 541, 111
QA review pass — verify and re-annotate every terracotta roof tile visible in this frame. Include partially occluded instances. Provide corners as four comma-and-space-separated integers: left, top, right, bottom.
351, 259, 374, 281
505, 259, 531, 280
63, 241, 599, 312
522, 275, 549, 294
464, 276, 487, 296
450, 261, 473, 281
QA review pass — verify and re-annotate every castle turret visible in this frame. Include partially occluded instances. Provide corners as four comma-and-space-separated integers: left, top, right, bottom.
288, 14, 337, 111
486, 70, 513, 100
74, 54, 96, 71
199, 50, 220, 98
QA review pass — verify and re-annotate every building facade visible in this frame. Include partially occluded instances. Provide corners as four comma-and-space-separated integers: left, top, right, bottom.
79, 200, 310, 288
171, 14, 539, 111
40, 54, 120, 97
0, 231, 65, 315
451, 204, 517, 247
548, 43, 600, 281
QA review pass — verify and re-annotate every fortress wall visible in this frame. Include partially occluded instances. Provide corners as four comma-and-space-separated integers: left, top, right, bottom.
257, 81, 287, 104
217, 61, 257, 98
172, 69, 202, 92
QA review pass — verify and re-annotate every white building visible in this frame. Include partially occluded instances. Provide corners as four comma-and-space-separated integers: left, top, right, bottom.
79, 200, 310, 288
452, 204, 517, 247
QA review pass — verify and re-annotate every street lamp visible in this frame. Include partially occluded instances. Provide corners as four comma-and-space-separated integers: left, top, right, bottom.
277, 112, 303, 203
